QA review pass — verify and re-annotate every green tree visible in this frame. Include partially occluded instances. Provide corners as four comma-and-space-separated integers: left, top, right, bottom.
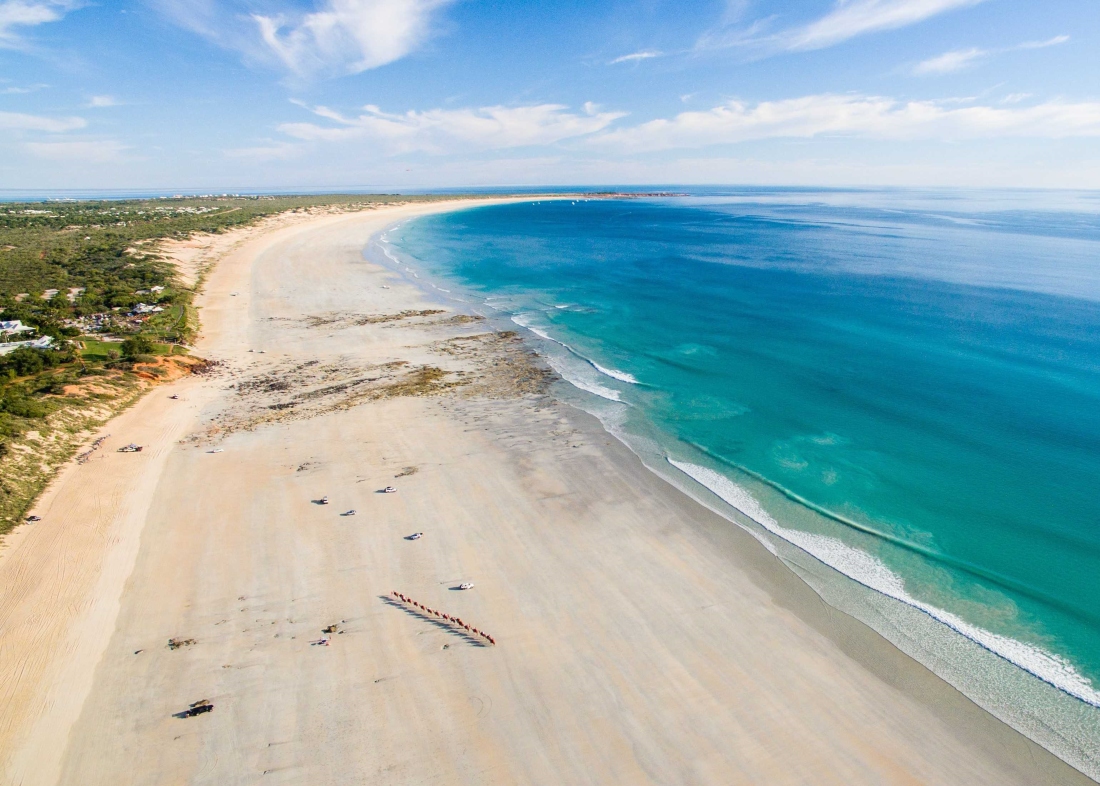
0, 348, 45, 377
120, 335, 153, 357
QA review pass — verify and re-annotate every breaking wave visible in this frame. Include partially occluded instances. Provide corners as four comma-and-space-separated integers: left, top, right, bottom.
668, 458, 1100, 709
512, 314, 639, 385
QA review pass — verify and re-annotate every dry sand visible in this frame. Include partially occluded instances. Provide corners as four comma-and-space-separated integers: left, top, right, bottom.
1, 200, 1093, 785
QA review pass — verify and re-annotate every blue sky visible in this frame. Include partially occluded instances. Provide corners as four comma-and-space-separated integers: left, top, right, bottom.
1, 0, 1098, 189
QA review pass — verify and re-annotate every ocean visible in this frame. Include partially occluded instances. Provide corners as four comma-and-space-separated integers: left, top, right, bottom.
374, 189, 1100, 775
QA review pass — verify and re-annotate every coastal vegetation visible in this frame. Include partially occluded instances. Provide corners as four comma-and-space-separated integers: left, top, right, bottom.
0, 193, 451, 535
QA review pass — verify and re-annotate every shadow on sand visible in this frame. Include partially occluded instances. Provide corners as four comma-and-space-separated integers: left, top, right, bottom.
379, 596, 487, 647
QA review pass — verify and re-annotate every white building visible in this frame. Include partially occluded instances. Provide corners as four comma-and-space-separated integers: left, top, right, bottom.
0, 320, 34, 336
0, 335, 53, 356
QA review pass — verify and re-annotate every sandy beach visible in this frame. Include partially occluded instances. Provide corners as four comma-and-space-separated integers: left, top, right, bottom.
0, 199, 1092, 786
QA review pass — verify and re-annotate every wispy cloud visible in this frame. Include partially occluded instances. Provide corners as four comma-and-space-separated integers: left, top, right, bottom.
87, 94, 120, 107
588, 94, 1100, 152
608, 50, 661, 65
913, 34, 1069, 76
702, 0, 987, 54
0, 0, 80, 47
0, 109, 84, 132
280, 101, 625, 152
913, 46, 986, 75
0, 82, 46, 94
25, 138, 126, 161
1018, 34, 1069, 50
154, 0, 453, 78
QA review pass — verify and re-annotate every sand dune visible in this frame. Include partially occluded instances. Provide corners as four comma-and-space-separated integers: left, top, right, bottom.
1, 200, 1091, 785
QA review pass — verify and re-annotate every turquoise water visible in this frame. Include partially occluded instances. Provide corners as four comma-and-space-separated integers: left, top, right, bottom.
379, 190, 1100, 764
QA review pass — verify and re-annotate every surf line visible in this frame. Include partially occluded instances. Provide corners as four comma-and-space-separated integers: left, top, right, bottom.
686, 443, 1100, 628
668, 457, 1100, 709
511, 314, 641, 385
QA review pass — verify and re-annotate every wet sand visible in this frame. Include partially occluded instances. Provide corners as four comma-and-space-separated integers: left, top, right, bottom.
1, 200, 1092, 785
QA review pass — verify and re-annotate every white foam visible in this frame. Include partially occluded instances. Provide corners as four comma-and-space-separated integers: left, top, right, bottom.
591, 361, 639, 384
544, 355, 622, 401
512, 314, 639, 384
668, 458, 1100, 709
512, 313, 560, 342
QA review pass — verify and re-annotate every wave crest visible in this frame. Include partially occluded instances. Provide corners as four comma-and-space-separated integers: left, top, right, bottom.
668, 458, 1100, 709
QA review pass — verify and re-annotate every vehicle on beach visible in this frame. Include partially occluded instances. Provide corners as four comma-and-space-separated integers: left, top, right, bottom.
343, 509, 356, 516
458, 582, 474, 590
178, 699, 213, 718
118, 443, 143, 453
382, 486, 397, 493
407, 532, 423, 540
169, 394, 179, 400
208, 448, 223, 453
25, 515, 41, 522
320, 496, 329, 505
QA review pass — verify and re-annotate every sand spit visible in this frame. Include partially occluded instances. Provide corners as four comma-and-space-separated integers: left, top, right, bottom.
0, 199, 1092, 786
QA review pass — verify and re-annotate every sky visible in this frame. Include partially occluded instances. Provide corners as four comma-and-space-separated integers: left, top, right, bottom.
1, 0, 1099, 190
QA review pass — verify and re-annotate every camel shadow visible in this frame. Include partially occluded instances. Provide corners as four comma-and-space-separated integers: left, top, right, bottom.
379, 596, 486, 647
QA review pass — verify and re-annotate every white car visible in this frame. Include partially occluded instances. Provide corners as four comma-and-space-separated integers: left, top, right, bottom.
408, 532, 423, 540
320, 496, 329, 505
382, 486, 397, 494
458, 582, 474, 590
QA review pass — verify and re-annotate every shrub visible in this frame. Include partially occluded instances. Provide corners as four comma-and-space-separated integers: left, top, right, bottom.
0, 348, 45, 377
1, 394, 48, 418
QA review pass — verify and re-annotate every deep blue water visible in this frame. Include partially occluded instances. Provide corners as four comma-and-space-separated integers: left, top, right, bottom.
383, 190, 1100, 746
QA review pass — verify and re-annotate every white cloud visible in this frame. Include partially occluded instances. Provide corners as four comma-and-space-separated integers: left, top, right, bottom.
0, 109, 84, 132
256, 0, 452, 76
783, 0, 987, 51
154, 0, 453, 78
704, 0, 988, 54
608, 50, 661, 65
87, 94, 120, 107
0, 0, 79, 47
589, 94, 1100, 152
0, 82, 46, 94
913, 47, 986, 75
1018, 34, 1069, 50
279, 102, 626, 153
24, 139, 126, 161
913, 34, 1069, 77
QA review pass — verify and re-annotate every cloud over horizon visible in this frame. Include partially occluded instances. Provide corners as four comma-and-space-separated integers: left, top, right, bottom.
280, 101, 626, 152
590, 94, 1100, 152
268, 94, 1100, 160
